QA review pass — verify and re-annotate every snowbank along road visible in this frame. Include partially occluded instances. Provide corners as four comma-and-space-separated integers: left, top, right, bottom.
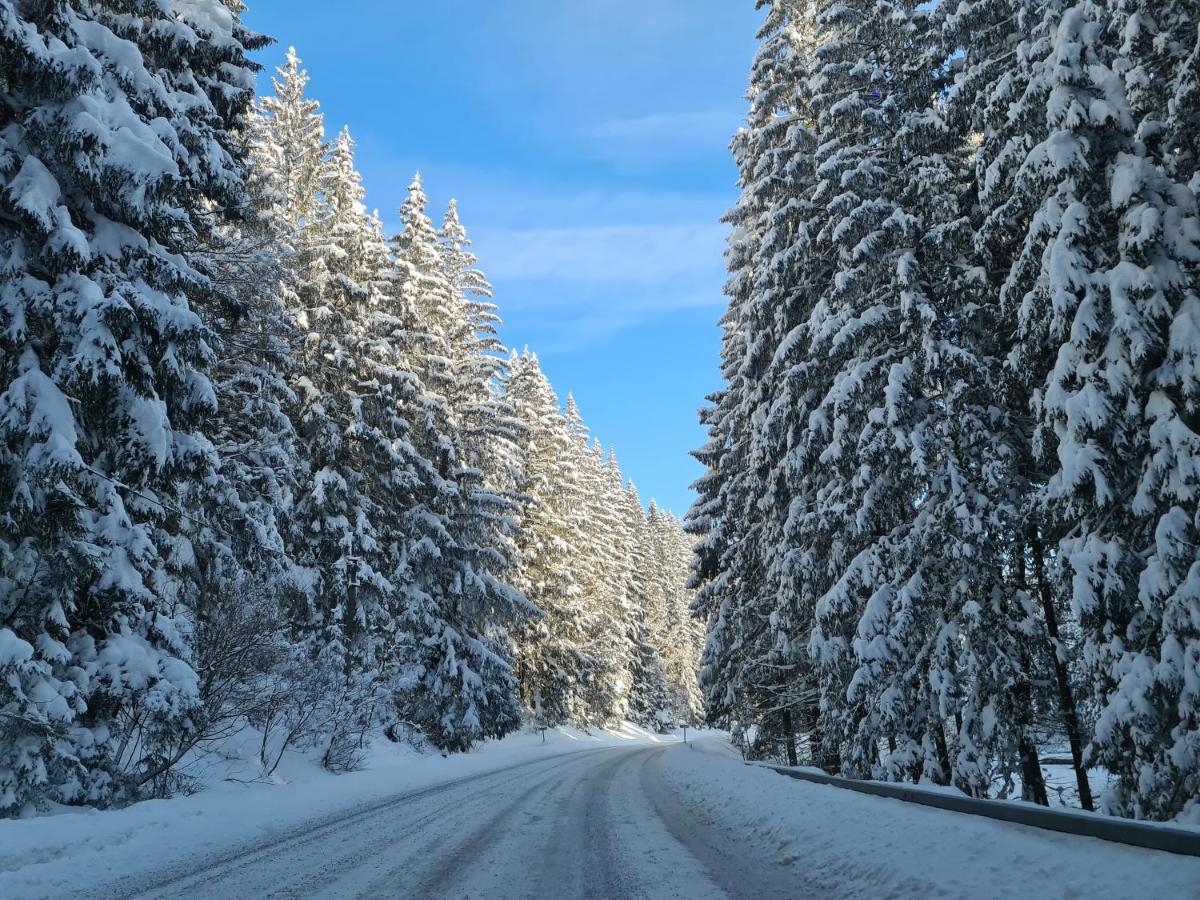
22, 738, 1200, 899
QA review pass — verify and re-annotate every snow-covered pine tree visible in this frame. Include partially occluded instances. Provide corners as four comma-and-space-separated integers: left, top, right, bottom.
437, 200, 522, 488
258, 47, 325, 230
949, 0, 1200, 819
172, 97, 309, 771
506, 352, 595, 725
655, 510, 704, 724
1107, 0, 1200, 188
939, 0, 1097, 809
688, 0, 822, 764
754, 0, 1019, 789
389, 176, 531, 751
608, 459, 673, 729
562, 399, 631, 725
0, 0, 264, 813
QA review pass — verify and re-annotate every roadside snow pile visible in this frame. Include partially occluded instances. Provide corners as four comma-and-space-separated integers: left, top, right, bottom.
660, 738, 1200, 900
0, 723, 676, 899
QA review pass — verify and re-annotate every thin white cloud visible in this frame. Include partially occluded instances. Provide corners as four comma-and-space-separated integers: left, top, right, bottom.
473, 223, 727, 283
586, 111, 737, 167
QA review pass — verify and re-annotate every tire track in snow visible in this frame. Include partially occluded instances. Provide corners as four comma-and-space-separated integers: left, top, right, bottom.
100, 747, 615, 900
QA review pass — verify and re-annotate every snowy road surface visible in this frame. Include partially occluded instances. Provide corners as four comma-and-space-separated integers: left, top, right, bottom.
87, 745, 785, 900
7, 737, 1199, 899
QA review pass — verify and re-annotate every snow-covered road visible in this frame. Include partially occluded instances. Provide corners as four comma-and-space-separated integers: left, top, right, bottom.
9, 736, 1199, 899
89, 745, 792, 900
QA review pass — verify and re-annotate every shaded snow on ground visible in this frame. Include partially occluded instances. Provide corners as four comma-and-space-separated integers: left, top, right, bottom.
0, 722, 680, 899
660, 738, 1200, 900
1039, 762, 1111, 811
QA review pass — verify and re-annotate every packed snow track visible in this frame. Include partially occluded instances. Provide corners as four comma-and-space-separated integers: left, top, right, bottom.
14, 737, 1199, 899
91, 744, 794, 900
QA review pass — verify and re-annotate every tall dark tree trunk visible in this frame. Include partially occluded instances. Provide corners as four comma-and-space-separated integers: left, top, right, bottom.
1013, 538, 1049, 806
932, 720, 951, 786
812, 707, 841, 774
782, 708, 799, 767
807, 703, 831, 771
826, 736, 842, 775
1019, 736, 1049, 806
1030, 532, 1095, 811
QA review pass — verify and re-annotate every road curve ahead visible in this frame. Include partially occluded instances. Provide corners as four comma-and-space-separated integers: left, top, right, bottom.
97, 744, 804, 900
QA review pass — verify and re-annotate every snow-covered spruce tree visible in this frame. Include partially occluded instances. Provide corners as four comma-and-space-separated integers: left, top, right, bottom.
939, 0, 1099, 809
688, 0, 823, 765
437, 200, 522, 489
982, 1, 1198, 820
655, 510, 704, 724
610, 462, 673, 730
642, 501, 698, 718
563, 400, 632, 725
389, 177, 531, 751
756, 0, 1021, 788
1112, 8, 1200, 815
185, 93, 307, 609
172, 97, 314, 776
506, 352, 599, 725
947, 0, 1200, 818
583, 441, 633, 725
258, 47, 325, 230
1107, 0, 1200, 188
594, 444, 641, 725
259, 50, 456, 767
0, 0, 263, 813
685, 389, 731, 722
254, 54, 395, 769
625, 608, 674, 730
639, 502, 702, 726
297, 127, 405, 768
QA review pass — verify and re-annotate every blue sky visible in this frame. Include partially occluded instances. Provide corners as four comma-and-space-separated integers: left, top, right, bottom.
242, 1, 761, 516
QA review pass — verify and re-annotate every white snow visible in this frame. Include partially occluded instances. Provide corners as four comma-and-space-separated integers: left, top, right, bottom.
0, 629, 35, 668
656, 739, 1200, 899
0, 723, 679, 899
4, 731, 1198, 898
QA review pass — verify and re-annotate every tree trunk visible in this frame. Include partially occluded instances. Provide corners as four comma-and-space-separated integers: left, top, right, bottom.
1030, 532, 1094, 812
1013, 537, 1048, 806
782, 708, 798, 767
1019, 736, 1049, 806
933, 721, 951, 786
807, 706, 827, 771
811, 705, 840, 773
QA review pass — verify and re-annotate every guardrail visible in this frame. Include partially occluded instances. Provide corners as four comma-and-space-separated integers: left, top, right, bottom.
759, 764, 1200, 857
